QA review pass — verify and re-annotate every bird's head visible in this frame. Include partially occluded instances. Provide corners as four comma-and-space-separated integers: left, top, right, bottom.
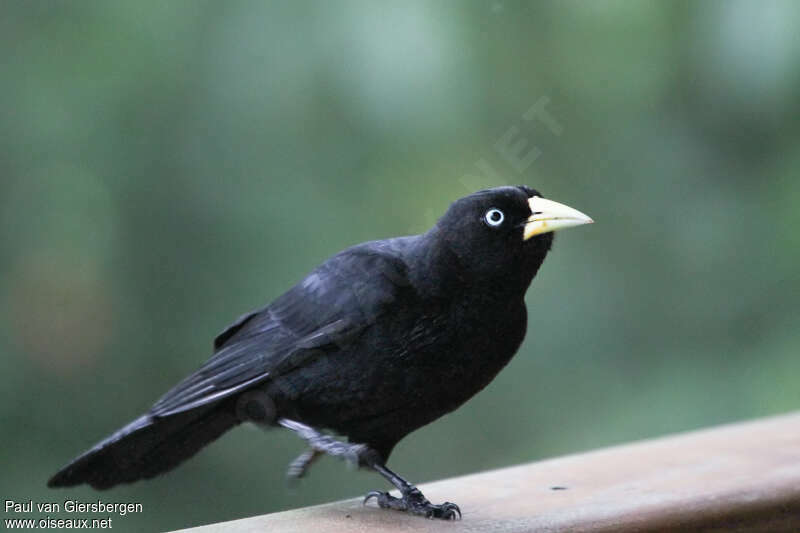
430, 185, 592, 291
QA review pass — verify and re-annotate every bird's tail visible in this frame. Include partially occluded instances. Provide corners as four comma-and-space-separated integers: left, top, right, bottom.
48, 404, 240, 490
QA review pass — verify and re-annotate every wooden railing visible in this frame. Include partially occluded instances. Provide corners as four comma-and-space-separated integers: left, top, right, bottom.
173, 412, 800, 532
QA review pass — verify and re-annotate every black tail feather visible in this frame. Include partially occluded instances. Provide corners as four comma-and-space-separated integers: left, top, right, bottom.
48, 405, 240, 490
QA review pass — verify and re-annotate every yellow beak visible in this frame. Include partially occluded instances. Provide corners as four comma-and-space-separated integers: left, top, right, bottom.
523, 196, 593, 240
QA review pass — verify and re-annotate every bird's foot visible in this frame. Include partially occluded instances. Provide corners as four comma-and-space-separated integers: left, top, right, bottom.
279, 418, 368, 472
364, 487, 461, 520
286, 449, 321, 481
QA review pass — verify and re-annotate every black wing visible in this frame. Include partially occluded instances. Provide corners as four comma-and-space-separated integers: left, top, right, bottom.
149, 238, 414, 418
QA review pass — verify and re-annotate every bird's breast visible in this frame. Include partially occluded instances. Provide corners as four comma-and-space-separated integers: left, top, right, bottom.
271, 292, 528, 445
391, 294, 528, 412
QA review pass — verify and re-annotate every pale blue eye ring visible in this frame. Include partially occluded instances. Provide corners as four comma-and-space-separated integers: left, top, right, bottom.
484, 208, 504, 227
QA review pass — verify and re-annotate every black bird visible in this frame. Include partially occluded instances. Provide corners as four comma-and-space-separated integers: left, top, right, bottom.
49, 186, 592, 520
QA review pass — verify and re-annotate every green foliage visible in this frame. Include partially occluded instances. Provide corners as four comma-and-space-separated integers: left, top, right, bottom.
1, 1, 799, 531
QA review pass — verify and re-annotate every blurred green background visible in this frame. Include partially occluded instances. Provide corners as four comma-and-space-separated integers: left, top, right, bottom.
2, 1, 799, 531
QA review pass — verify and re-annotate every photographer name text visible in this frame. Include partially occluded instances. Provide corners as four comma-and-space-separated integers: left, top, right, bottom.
5, 500, 141, 516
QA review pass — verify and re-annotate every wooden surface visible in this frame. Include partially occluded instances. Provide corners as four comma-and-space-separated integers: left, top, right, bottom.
174, 412, 800, 532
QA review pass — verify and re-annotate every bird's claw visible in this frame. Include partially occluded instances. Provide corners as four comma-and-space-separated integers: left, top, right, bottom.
363, 488, 461, 520
362, 491, 383, 505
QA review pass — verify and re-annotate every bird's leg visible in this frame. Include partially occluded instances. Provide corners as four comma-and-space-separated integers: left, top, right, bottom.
278, 418, 367, 473
363, 463, 461, 520
278, 418, 459, 520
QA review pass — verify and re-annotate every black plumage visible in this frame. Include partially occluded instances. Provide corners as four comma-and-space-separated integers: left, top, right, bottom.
49, 185, 591, 519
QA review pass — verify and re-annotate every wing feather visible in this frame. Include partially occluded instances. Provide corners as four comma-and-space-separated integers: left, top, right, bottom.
149, 238, 413, 418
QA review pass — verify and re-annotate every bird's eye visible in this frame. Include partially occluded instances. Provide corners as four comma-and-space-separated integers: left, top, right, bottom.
484, 208, 505, 227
